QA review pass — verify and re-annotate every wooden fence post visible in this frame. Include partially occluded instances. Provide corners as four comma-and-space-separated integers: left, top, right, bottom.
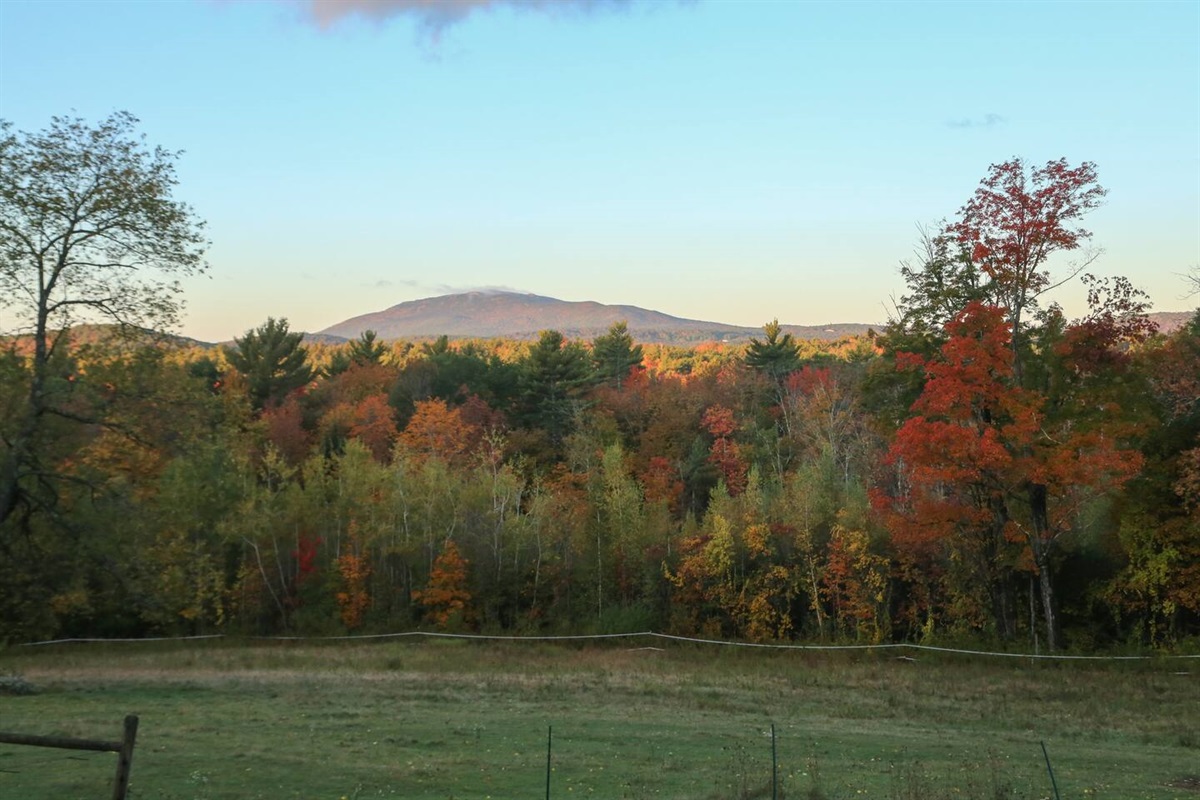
112, 715, 139, 800
0, 713, 139, 800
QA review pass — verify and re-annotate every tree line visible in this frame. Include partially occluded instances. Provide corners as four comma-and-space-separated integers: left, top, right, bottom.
1, 113, 1197, 650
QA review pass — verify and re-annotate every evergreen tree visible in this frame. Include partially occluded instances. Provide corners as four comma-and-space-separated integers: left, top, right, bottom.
519, 330, 591, 446
348, 329, 387, 366
226, 317, 313, 410
744, 319, 801, 381
591, 321, 644, 390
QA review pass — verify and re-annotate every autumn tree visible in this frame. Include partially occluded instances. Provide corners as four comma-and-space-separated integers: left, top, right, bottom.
784, 365, 874, 485
701, 405, 747, 496
822, 518, 890, 642
336, 521, 372, 629
412, 539, 472, 629
887, 302, 1144, 650
947, 157, 1106, 381
0, 112, 207, 528
226, 317, 313, 410
878, 157, 1158, 650
399, 398, 479, 465
1109, 310, 1200, 641
346, 394, 399, 461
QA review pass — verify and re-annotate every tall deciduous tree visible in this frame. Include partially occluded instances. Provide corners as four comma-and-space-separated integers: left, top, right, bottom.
0, 112, 207, 527
947, 157, 1106, 381
887, 302, 1144, 650
893, 228, 991, 338
226, 317, 313, 410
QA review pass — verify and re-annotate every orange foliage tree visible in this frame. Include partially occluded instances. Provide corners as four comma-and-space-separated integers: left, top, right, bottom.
412, 540, 473, 629
348, 394, 399, 462
886, 302, 1142, 650
400, 398, 480, 465
821, 521, 889, 642
336, 522, 372, 630
701, 405, 747, 496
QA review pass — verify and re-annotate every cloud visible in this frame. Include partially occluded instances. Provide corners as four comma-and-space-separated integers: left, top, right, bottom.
300, 0, 637, 36
947, 113, 1006, 130
363, 278, 419, 289
432, 283, 527, 295
364, 279, 527, 294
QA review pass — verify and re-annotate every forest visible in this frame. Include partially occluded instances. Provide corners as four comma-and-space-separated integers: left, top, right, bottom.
2, 115, 1198, 652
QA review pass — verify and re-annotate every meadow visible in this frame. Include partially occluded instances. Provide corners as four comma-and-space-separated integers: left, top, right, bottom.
0, 637, 1197, 799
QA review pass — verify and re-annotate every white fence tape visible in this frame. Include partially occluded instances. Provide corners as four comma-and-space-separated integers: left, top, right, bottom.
16, 630, 1200, 660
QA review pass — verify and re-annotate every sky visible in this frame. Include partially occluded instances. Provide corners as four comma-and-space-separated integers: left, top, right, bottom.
1, 0, 1197, 342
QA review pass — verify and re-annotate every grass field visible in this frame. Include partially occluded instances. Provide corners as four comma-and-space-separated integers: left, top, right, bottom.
0, 637, 1197, 799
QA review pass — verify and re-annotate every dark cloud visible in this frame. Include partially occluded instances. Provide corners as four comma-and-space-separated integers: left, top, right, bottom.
947, 113, 1006, 130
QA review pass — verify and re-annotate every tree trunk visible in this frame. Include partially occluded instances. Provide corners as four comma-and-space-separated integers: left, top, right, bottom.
1027, 482, 1059, 651
0, 360, 48, 528
0, 445, 23, 526
1035, 555, 1058, 652
987, 495, 1016, 639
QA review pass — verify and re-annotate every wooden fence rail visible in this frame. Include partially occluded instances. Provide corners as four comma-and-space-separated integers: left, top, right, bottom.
0, 714, 139, 800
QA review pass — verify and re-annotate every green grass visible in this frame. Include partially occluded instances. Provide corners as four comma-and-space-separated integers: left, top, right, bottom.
0, 638, 1197, 799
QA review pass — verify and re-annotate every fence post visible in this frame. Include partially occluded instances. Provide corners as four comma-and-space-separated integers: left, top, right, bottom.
771, 723, 777, 800
1040, 740, 1060, 800
111, 715, 139, 800
545, 725, 552, 800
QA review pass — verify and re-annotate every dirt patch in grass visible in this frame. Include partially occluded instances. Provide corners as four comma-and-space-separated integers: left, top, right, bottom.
0, 674, 37, 695
1169, 775, 1200, 792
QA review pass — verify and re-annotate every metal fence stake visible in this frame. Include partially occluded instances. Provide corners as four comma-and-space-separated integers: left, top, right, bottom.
1040, 740, 1060, 800
771, 723, 778, 800
545, 725, 552, 800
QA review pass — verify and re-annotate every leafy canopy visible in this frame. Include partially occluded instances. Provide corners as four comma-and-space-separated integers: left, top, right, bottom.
0, 111, 208, 336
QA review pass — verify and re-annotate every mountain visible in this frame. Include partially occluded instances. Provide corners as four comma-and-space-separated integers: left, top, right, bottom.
2, 323, 214, 356
319, 292, 877, 344
1148, 310, 1196, 335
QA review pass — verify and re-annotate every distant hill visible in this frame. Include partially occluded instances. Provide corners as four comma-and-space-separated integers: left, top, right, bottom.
319, 291, 877, 344
2, 323, 213, 356
1149, 310, 1196, 335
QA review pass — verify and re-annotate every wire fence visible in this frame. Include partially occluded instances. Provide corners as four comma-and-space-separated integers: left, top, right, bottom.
17, 629, 1200, 661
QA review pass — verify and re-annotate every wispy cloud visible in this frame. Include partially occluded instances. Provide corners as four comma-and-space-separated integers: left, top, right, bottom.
365, 279, 528, 295
947, 113, 1006, 130
432, 283, 527, 295
297, 0, 640, 36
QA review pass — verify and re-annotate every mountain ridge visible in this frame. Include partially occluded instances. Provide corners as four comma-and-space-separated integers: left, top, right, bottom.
318, 291, 877, 344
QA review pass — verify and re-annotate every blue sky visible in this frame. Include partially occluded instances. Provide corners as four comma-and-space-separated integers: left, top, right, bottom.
1, 0, 1197, 341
